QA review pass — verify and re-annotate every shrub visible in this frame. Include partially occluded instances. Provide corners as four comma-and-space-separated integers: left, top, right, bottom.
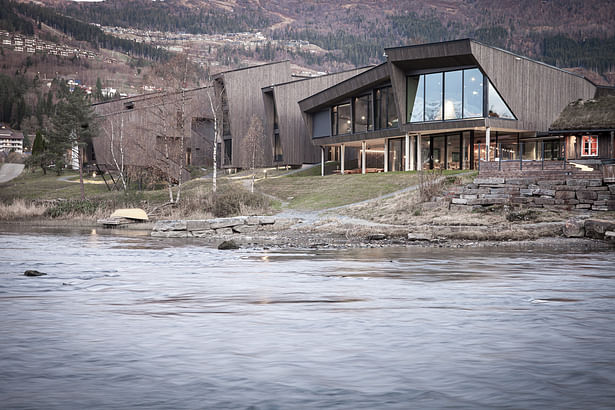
45, 199, 102, 218
212, 187, 269, 217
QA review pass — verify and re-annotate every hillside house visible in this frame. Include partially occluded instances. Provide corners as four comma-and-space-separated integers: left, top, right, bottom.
0, 124, 24, 154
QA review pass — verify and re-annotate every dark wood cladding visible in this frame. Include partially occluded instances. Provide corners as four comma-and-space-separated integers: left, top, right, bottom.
299, 64, 388, 113
386, 39, 473, 63
470, 41, 596, 132
220, 61, 292, 168
313, 128, 402, 146
269, 68, 371, 165
92, 87, 214, 169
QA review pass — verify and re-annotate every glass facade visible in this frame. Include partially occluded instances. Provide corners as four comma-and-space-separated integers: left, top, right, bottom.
353, 95, 373, 133
444, 71, 462, 120
487, 80, 515, 119
463, 68, 483, 118
338, 103, 351, 135
408, 76, 424, 122
424, 73, 443, 121
375, 86, 398, 130
388, 138, 405, 172
407, 68, 515, 122
331, 102, 352, 135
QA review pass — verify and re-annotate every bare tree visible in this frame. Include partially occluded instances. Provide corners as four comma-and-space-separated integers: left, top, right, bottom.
205, 77, 225, 194
101, 114, 127, 191
149, 53, 201, 204
245, 114, 265, 193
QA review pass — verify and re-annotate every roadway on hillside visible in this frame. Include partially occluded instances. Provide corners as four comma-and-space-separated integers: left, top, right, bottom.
0, 163, 25, 184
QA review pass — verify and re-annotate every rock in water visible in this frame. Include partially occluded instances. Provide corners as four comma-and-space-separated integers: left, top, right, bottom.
24, 270, 46, 277
218, 240, 240, 250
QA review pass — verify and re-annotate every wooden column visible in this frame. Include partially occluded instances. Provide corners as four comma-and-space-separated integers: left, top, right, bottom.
341, 144, 345, 175
361, 141, 366, 174
384, 138, 389, 173
321, 146, 325, 176
485, 127, 491, 161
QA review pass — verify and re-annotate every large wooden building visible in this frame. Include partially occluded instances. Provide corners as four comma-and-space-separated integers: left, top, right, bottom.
299, 39, 613, 174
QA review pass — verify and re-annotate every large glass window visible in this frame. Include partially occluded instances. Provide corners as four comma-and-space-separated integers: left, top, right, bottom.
386, 88, 399, 128
444, 71, 462, 120
425, 73, 443, 121
354, 95, 372, 133
447, 134, 461, 170
331, 102, 351, 135
388, 138, 405, 172
487, 80, 515, 119
463, 68, 483, 118
338, 103, 351, 134
409, 75, 424, 122
375, 86, 397, 130
274, 132, 283, 162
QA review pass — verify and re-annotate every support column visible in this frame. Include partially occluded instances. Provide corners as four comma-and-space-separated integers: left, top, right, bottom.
405, 133, 410, 171
361, 141, 366, 174
341, 144, 345, 175
409, 135, 416, 171
611, 131, 614, 159
384, 138, 389, 172
320, 146, 325, 176
485, 126, 491, 161
416, 134, 422, 171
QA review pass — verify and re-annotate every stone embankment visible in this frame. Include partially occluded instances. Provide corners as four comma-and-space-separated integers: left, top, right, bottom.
152, 216, 287, 238
449, 176, 615, 211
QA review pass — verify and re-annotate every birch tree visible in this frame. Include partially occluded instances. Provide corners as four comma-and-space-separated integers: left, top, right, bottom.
245, 114, 265, 193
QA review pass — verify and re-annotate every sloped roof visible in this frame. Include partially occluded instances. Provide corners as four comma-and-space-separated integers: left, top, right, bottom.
550, 95, 615, 131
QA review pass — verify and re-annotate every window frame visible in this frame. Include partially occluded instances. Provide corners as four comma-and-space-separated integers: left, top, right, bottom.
581, 135, 599, 157
406, 67, 516, 123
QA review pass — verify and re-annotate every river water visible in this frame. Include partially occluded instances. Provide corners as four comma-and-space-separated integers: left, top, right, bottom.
1, 227, 614, 409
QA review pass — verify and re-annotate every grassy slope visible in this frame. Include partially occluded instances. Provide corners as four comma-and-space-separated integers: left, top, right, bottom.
257, 169, 467, 211
1, 166, 468, 216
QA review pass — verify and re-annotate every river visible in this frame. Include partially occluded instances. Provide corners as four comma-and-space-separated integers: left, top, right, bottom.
1, 227, 614, 409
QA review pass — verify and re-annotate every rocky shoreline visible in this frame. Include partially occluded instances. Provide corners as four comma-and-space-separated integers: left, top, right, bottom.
148, 215, 615, 251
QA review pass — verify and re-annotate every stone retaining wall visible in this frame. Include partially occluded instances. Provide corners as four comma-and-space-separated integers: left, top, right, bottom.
151, 216, 279, 238
449, 176, 615, 211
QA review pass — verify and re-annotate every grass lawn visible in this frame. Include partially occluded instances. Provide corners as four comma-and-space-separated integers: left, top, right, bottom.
0, 168, 217, 205
257, 170, 467, 211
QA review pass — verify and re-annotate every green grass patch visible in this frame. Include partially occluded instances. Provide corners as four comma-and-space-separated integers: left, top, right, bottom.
258, 170, 425, 211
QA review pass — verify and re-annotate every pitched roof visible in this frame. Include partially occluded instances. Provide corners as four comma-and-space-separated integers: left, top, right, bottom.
550, 95, 615, 131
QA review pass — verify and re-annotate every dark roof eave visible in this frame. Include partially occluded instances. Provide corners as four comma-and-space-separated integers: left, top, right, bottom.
549, 128, 615, 133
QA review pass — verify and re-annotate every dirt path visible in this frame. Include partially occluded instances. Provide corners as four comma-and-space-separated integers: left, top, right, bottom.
0, 163, 24, 184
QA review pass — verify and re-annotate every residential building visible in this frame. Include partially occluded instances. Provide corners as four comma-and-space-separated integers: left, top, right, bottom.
0, 124, 24, 153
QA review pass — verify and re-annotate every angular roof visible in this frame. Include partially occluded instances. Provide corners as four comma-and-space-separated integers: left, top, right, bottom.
550, 95, 615, 131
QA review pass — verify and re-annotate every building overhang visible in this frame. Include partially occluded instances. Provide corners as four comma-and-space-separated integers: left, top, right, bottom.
299, 63, 390, 113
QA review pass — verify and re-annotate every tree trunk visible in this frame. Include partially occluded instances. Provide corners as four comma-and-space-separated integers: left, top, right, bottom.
79, 145, 85, 200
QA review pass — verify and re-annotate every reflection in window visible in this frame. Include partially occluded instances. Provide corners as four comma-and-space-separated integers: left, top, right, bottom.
338, 103, 352, 134
375, 86, 398, 130
387, 88, 399, 128
487, 80, 515, 119
444, 71, 462, 120
354, 95, 372, 133
331, 106, 338, 136
425, 73, 443, 121
409, 75, 424, 122
463, 68, 483, 118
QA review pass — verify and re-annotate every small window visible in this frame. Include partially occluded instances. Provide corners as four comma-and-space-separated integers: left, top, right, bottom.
581, 135, 598, 156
